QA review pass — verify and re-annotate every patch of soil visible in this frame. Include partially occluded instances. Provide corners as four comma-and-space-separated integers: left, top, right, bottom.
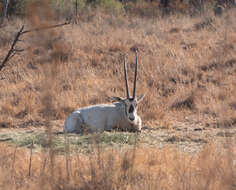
0, 119, 235, 154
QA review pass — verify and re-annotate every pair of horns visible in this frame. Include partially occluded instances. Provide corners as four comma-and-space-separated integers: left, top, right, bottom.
123, 50, 138, 99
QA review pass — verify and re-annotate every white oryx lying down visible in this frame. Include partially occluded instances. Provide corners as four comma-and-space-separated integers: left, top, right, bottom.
63, 51, 144, 133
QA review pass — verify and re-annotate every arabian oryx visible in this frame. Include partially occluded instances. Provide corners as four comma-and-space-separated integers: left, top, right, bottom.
63, 51, 145, 133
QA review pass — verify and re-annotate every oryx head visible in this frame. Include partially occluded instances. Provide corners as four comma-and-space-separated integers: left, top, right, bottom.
113, 50, 145, 124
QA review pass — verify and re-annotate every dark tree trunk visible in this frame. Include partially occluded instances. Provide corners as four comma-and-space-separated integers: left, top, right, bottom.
160, 0, 169, 16
1, 0, 9, 24
161, 0, 169, 8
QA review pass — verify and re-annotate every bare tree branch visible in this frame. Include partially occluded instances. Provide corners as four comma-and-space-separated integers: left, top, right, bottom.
0, 22, 70, 72
0, 25, 24, 71
22, 22, 70, 34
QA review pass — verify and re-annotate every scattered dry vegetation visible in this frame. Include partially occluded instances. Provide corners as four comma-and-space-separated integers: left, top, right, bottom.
0, 0, 236, 189
0, 141, 236, 190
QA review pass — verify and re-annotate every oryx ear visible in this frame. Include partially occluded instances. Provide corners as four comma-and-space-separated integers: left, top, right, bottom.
137, 94, 145, 103
111, 97, 124, 103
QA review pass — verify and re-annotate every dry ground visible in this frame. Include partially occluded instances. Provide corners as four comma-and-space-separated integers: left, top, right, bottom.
0, 4, 236, 189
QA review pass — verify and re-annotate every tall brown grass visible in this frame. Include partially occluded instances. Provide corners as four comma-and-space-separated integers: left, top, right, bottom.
0, 141, 235, 190
1, 8, 235, 128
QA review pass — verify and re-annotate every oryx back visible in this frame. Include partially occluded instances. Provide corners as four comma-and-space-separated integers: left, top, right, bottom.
64, 102, 127, 133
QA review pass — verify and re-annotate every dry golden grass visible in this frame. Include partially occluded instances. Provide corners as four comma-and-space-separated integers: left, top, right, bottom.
0, 8, 236, 128
0, 2, 236, 189
0, 141, 235, 190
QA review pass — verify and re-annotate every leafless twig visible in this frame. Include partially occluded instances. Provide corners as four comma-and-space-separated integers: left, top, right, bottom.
0, 21, 70, 72
22, 21, 70, 35
0, 25, 24, 72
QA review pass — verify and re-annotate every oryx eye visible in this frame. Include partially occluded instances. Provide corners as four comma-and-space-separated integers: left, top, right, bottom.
128, 105, 134, 113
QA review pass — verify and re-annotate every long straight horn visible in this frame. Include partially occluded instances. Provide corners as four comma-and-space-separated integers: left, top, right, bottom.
123, 54, 130, 99
133, 50, 138, 99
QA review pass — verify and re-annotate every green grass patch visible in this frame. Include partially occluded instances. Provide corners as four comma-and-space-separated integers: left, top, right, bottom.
0, 131, 139, 153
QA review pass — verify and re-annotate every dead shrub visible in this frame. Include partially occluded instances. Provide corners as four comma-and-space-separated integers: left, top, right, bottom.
171, 94, 196, 111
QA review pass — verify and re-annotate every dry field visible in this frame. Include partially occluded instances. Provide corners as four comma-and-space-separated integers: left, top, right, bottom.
0, 2, 236, 189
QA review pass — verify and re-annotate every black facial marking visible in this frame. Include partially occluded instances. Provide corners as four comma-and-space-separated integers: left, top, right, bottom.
129, 117, 134, 121
129, 105, 134, 113
124, 104, 128, 116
